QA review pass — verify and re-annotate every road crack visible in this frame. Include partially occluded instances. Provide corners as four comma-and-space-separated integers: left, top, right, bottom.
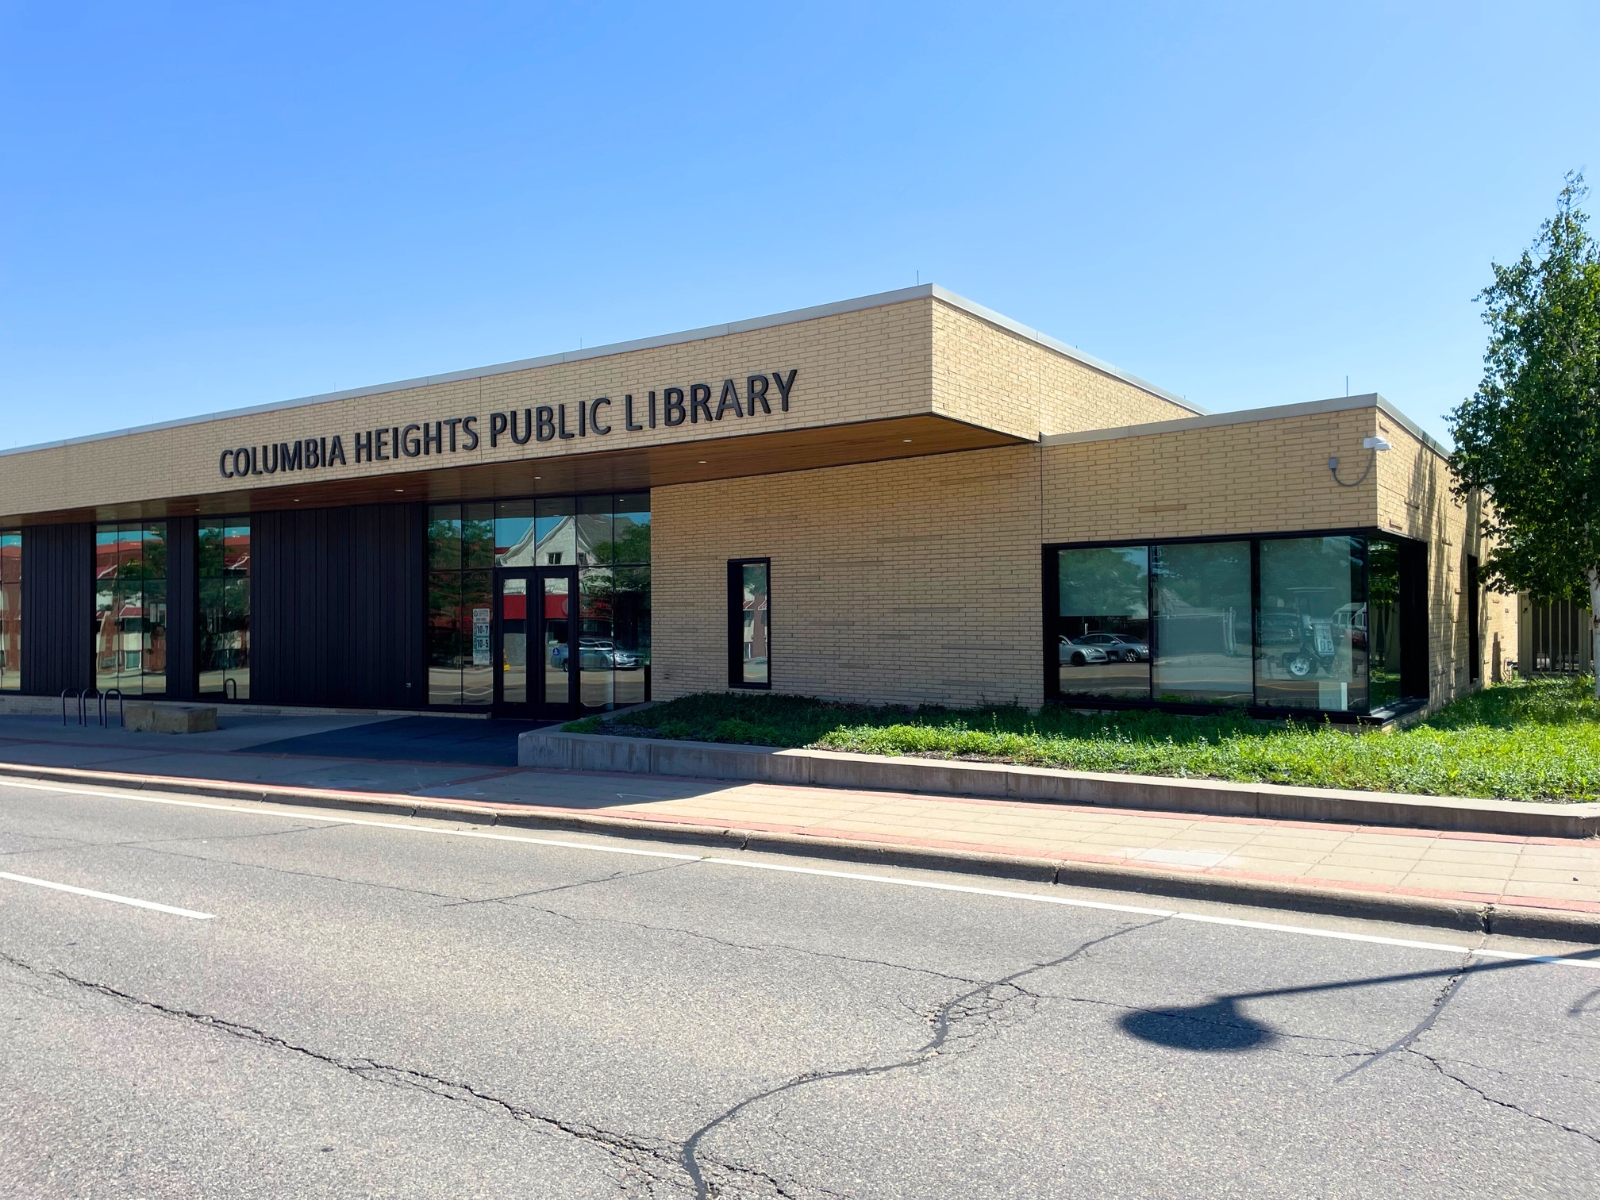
677, 918, 1168, 1199
1405, 1048, 1600, 1147
0, 949, 771, 1198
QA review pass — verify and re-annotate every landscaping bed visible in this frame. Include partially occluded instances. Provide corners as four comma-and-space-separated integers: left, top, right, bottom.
563, 677, 1600, 802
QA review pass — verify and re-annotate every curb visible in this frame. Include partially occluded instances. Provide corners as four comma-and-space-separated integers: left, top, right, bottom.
3, 758, 1598, 945
520, 731, 1600, 840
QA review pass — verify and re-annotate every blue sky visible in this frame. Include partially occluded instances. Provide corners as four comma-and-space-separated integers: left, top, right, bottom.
2, 2, 1596, 450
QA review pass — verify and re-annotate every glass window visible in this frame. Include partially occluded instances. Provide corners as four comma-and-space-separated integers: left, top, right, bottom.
534, 497, 575, 567
578, 568, 616, 711
437, 493, 647, 710
96, 521, 168, 697
612, 565, 650, 706
575, 495, 612, 568
461, 570, 493, 707
494, 500, 536, 566
1256, 536, 1367, 712
199, 519, 250, 699
0, 530, 20, 692
428, 505, 462, 570
463, 503, 495, 569
729, 560, 770, 688
612, 494, 651, 565
1152, 541, 1253, 705
1057, 546, 1150, 699
1367, 538, 1402, 709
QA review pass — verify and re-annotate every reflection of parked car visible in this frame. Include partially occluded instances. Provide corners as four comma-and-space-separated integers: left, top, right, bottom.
1071, 632, 1149, 662
1059, 636, 1111, 667
555, 638, 641, 671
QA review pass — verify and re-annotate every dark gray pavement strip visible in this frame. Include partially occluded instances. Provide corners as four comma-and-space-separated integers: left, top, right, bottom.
2, 783, 1597, 1199
247, 715, 556, 765
4, 757, 1600, 944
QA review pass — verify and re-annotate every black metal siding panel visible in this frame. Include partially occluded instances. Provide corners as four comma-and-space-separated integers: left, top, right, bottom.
252, 503, 423, 709
20, 523, 93, 696
165, 516, 198, 699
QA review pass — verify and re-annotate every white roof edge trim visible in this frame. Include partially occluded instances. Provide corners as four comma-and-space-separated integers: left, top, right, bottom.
1038, 394, 1454, 462
1, 283, 1195, 458
925, 285, 1205, 416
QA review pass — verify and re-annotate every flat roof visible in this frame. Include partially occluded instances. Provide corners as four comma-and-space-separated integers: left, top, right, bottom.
0, 284, 1200, 458
1039, 393, 1452, 461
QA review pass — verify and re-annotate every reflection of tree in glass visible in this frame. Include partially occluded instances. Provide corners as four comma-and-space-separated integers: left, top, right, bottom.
593, 518, 651, 567
1059, 547, 1147, 618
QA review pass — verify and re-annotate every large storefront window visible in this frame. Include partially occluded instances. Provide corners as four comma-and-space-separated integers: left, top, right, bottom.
1152, 540, 1253, 705
428, 493, 648, 710
1056, 546, 1150, 699
427, 502, 494, 707
0, 530, 19, 692
1047, 532, 1422, 716
199, 519, 251, 699
1256, 536, 1367, 712
94, 522, 168, 696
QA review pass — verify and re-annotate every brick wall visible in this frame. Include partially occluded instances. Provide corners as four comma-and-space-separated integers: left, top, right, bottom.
653, 445, 1047, 708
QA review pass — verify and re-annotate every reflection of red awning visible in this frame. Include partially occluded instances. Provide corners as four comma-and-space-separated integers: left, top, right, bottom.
503, 595, 526, 620
545, 594, 568, 619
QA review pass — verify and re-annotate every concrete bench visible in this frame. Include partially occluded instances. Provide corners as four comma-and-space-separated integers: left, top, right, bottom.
124, 703, 218, 735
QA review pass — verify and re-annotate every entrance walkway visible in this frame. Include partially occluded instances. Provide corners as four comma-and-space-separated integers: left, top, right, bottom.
0, 714, 1596, 925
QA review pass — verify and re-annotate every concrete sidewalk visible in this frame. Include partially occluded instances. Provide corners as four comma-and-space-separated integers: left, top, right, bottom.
1, 713, 1597, 938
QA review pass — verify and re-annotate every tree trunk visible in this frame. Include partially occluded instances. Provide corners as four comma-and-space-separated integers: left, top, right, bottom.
1591, 568, 1600, 700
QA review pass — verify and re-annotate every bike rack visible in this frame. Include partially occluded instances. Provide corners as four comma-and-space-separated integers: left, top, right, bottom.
223, 677, 237, 701
77, 688, 99, 728
100, 688, 123, 729
60, 689, 75, 726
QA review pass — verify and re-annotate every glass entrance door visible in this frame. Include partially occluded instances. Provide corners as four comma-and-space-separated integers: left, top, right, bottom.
495, 569, 577, 719
537, 569, 576, 719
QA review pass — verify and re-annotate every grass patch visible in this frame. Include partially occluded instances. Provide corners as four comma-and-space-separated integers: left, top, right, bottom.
560, 677, 1600, 802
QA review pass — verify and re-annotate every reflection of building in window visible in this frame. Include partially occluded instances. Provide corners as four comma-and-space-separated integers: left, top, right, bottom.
94, 522, 168, 696
0, 529, 19, 692
428, 493, 649, 711
199, 519, 251, 699
729, 560, 770, 688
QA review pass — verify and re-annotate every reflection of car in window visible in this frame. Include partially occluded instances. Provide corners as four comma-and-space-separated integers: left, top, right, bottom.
554, 638, 641, 671
1073, 632, 1150, 662
1059, 635, 1111, 667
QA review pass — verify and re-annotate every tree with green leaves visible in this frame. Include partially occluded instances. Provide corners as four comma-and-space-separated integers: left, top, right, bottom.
1449, 172, 1600, 694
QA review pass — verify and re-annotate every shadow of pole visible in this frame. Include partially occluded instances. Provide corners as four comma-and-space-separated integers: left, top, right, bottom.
1118, 948, 1600, 1054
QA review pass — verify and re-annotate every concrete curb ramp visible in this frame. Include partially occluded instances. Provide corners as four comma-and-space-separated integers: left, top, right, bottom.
5, 757, 1596, 945
518, 730, 1600, 840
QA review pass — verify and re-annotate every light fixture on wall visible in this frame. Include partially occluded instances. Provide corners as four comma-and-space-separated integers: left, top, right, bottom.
1329, 436, 1391, 487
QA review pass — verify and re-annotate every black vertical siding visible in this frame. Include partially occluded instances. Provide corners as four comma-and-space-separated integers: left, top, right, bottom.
165, 515, 198, 699
252, 503, 425, 708
20, 522, 93, 696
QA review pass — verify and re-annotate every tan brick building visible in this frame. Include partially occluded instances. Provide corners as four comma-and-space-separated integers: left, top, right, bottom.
0, 285, 1505, 720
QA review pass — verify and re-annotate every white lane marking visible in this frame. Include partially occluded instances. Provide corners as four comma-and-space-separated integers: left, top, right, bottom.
0, 870, 215, 920
5, 778, 1599, 970
0, 779, 700, 861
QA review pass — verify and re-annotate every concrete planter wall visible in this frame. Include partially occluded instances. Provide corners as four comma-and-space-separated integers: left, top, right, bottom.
519, 729, 1600, 839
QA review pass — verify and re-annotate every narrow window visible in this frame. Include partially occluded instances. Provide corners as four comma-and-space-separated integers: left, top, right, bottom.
728, 559, 771, 689
198, 518, 249, 699
0, 529, 20, 692
1466, 555, 1481, 683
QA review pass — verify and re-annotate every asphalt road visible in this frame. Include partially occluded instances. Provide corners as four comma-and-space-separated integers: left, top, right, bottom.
3, 779, 1598, 1199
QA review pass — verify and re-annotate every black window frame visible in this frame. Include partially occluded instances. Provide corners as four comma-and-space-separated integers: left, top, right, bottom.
1043, 527, 1430, 722
727, 558, 771, 690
